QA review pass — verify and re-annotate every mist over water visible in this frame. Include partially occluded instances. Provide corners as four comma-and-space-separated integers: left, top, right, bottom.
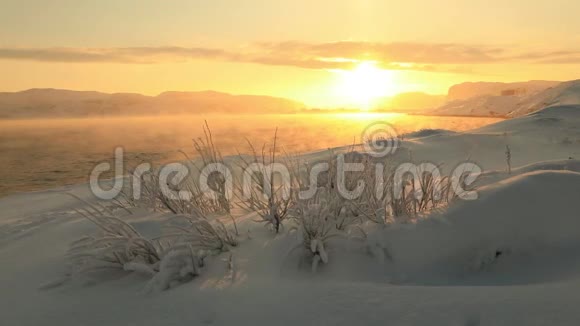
0, 113, 502, 197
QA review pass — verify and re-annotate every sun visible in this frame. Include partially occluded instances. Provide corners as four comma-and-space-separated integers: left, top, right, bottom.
334, 61, 394, 109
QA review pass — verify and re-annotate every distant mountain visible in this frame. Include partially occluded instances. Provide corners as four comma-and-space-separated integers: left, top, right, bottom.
446, 80, 560, 101
507, 80, 580, 117
428, 80, 580, 117
0, 89, 306, 118
430, 94, 521, 117
373, 92, 446, 112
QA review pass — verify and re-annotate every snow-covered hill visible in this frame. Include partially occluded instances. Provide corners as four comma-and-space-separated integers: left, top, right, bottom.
430, 80, 580, 117
429, 93, 521, 117
446, 80, 559, 102
508, 80, 580, 117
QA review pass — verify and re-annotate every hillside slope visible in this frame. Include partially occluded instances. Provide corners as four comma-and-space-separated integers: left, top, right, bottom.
447, 80, 559, 101
0, 89, 305, 118
430, 80, 580, 117
508, 80, 580, 117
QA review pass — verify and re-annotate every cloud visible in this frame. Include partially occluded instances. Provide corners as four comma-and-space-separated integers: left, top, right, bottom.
536, 56, 580, 64
0, 48, 129, 63
0, 47, 233, 64
520, 50, 580, 64
1, 42, 579, 73
254, 41, 504, 64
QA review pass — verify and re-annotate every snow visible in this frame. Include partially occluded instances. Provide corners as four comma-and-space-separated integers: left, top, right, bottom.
430, 79, 580, 118
2, 104, 580, 325
431, 93, 522, 117
509, 80, 580, 117
380, 170, 580, 285
446, 80, 559, 102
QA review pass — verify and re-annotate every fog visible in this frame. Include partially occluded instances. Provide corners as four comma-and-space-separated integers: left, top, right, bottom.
0, 113, 502, 196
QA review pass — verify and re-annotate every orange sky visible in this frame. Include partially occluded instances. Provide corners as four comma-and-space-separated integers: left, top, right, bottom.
2, 0, 580, 107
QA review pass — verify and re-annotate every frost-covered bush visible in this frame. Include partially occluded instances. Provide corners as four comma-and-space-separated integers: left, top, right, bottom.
163, 209, 238, 254
355, 162, 455, 224
143, 247, 207, 292
179, 121, 232, 215
67, 201, 164, 277
298, 149, 373, 230
235, 128, 296, 233
120, 122, 232, 216
351, 158, 394, 225
288, 194, 341, 272
66, 192, 237, 290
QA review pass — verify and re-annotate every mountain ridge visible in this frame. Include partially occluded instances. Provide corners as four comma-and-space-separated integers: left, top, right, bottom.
0, 88, 306, 118
429, 79, 580, 117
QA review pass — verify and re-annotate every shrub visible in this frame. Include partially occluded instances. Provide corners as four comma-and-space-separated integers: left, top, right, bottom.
289, 197, 337, 273
66, 196, 164, 277
66, 194, 236, 290
162, 209, 238, 254
235, 128, 296, 233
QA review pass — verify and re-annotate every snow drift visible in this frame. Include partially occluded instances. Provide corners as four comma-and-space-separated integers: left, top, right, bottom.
379, 170, 580, 285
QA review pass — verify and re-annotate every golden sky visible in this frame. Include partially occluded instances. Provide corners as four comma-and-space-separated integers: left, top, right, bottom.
2, 0, 580, 107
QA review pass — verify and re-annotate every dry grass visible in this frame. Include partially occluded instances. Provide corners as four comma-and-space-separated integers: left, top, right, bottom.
66, 194, 165, 276
235, 128, 295, 233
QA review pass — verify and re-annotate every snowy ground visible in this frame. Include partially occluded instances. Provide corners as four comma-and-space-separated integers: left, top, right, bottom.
1, 105, 580, 325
